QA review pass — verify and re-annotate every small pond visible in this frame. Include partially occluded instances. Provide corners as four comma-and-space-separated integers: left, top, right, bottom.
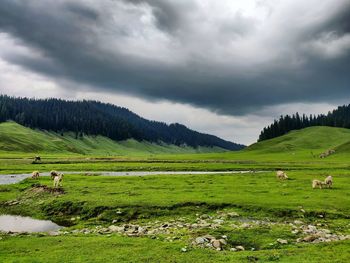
0, 215, 62, 233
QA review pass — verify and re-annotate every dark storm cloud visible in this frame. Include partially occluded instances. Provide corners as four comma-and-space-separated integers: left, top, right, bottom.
121, 0, 193, 33
64, 2, 100, 21
0, 0, 350, 115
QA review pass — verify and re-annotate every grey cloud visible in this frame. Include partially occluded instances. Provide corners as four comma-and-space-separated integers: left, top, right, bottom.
64, 2, 99, 21
0, 0, 349, 115
122, 0, 193, 33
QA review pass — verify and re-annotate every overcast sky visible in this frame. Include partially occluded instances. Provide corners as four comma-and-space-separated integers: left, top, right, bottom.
0, 0, 349, 145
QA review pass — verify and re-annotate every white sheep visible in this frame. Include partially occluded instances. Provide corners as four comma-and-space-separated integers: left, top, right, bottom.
312, 179, 325, 189
324, 176, 333, 188
31, 171, 40, 179
50, 170, 59, 180
276, 170, 288, 180
53, 173, 64, 188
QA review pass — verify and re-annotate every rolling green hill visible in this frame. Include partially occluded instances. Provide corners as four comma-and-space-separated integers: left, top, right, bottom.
0, 122, 227, 156
246, 126, 350, 153
171, 126, 350, 163
0, 95, 244, 150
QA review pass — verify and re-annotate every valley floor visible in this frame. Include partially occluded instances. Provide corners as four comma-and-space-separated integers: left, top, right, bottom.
0, 155, 349, 262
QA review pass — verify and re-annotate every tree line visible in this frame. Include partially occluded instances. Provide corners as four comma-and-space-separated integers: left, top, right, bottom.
0, 95, 244, 150
259, 105, 350, 141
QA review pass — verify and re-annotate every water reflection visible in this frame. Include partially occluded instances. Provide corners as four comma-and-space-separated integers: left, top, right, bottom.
0, 215, 61, 232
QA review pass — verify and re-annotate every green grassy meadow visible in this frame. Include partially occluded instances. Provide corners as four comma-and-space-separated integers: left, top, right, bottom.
0, 122, 226, 157
1, 123, 350, 262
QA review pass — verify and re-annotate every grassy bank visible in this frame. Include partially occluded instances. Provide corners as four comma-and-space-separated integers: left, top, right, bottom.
0, 169, 349, 262
1, 124, 350, 262
1, 235, 349, 263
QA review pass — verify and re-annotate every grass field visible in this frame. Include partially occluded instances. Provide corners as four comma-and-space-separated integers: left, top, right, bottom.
0, 123, 350, 262
0, 122, 226, 156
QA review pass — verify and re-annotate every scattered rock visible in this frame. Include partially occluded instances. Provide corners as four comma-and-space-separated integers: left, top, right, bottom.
195, 237, 207, 244
4, 200, 20, 206
108, 225, 124, 232
203, 235, 215, 241
241, 223, 251, 228
303, 235, 319, 242
200, 214, 210, 219
213, 219, 224, 224
227, 212, 239, 218
277, 238, 288, 244
48, 231, 60, 236
211, 239, 222, 249
294, 220, 303, 225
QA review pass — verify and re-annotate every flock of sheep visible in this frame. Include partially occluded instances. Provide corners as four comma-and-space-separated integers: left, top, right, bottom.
276, 170, 333, 189
31, 168, 333, 190
31, 170, 63, 188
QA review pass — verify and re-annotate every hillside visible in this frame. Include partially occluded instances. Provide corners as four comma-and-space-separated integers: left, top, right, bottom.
259, 104, 350, 141
0, 95, 244, 150
0, 122, 228, 155
247, 126, 350, 154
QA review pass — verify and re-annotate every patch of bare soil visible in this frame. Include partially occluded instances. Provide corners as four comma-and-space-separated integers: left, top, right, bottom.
29, 185, 65, 195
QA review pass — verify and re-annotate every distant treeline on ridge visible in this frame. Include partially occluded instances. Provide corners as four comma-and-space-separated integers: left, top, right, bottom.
259, 105, 350, 141
0, 95, 244, 150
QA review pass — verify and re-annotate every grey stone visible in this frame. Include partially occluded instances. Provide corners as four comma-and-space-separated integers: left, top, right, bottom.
195, 237, 207, 244
211, 239, 222, 249
277, 238, 288, 244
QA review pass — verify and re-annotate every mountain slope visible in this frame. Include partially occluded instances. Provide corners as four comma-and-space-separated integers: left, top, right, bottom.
259, 104, 350, 141
246, 126, 350, 153
0, 95, 244, 150
0, 122, 228, 155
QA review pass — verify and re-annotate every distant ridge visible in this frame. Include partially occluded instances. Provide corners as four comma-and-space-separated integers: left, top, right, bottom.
259, 104, 350, 141
0, 95, 244, 151
248, 126, 350, 154
0, 122, 229, 155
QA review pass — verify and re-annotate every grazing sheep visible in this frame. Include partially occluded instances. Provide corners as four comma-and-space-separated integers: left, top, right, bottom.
319, 153, 327, 158
276, 170, 288, 180
319, 149, 336, 158
312, 179, 325, 189
324, 176, 333, 188
31, 171, 40, 179
50, 170, 59, 180
53, 173, 64, 188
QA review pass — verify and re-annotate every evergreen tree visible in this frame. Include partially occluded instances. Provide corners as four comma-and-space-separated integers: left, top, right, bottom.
0, 95, 244, 150
259, 104, 350, 141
